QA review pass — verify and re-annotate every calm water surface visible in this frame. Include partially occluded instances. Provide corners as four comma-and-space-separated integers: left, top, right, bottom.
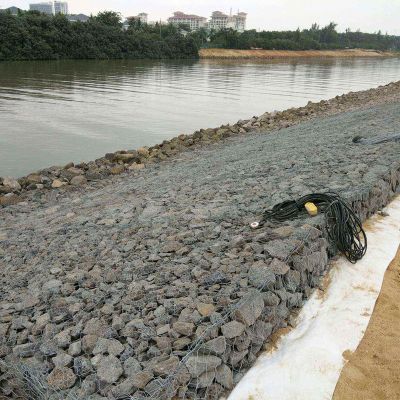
0, 58, 399, 177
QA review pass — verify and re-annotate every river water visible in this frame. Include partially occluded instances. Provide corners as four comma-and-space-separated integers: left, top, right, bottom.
0, 57, 399, 177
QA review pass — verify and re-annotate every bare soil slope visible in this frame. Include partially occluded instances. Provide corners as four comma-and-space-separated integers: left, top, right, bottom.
333, 246, 400, 400
199, 48, 396, 59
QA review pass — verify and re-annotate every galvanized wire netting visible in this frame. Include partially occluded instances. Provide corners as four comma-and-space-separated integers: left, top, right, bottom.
1, 223, 328, 400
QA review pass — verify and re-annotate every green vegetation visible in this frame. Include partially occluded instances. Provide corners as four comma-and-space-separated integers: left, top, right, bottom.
0, 11, 198, 61
206, 23, 400, 51
0, 11, 399, 62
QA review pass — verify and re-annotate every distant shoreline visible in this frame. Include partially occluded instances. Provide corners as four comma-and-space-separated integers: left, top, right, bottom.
199, 48, 398, 59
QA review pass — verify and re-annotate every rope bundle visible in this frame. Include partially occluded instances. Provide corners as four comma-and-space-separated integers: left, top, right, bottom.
261, 192, 367, 263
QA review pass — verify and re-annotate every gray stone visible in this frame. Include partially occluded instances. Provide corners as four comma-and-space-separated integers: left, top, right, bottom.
124, 357, 142, 377
186, 355, 222, 377
215, 364, 234, 389
47, 367, 76, 390
132, 370, 154, 389
70, 175, 87, 186
68, 341, 82, 357
269, 258, 290, 275
96, 355, 123, 384
196, 370, 216, 388
172, 321, 194, 336
248, 261, 276, 290
52, 352, 73, 367
199, 336, 226, 355
235, 292, 264, 326
264, 239, 301, 260
2, 177, 21, 192
13, 343, 36, 357
153, 356, 179, 376
221, 321, 245, 339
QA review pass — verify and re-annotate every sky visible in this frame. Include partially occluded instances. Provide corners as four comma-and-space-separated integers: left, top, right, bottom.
2, 0, 400, 35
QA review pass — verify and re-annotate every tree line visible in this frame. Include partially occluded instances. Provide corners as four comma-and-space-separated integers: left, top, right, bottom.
1, 11, 399, 62
196, 22, 400, 51
0, 11, 198, 61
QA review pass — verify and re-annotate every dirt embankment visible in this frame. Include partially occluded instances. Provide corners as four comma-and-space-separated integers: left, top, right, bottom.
199, 48, 397, 59
333, 246, 400, 400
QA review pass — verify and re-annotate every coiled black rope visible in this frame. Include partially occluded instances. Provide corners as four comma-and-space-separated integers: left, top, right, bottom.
261, 192, 367, 263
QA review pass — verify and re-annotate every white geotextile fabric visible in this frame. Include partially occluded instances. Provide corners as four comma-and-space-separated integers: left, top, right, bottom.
228, 196, 400, 400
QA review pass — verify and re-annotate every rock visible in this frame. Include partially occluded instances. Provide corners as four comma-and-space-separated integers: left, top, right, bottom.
173, 321, 194, 336
196, 370, 216, 388
153, 356, 179, 376
248, 261, 276, 290
285, 269, 301, 292
161, 241, 182, 253
47, 367, 76, 390
173, 337, 191, 350
42, 279, 62, 293
108, 339, 124, 356
137, 147, 149, 157
111, 378, 136, 398
51, 179, 66, 188
110, 165, 125, 175
68, 341, 82, 357
2, 177, 21, 192
132, 370, 154, 389
96, 355, 123, 384
269, 258, 290, 275
70, 175, 87, 186
215, 364, 233, 389
26, 174, 42, 184
221, 321, 245, 339
114, 152, 138, 162
129, 163, 145, 171
124, 357, 142, 377
199, 336, 226, 355
234, 292, 264, 326
52, 352, 73, 367
13, 343, 36, 357
67, 167, 84, 175
186, 355, 222, 378
73, 357, 93, 378
264, 239, 301, 260
196, 303, 216, 317
54, 329, 71, 348
272, 226, 294, 238
0, 193, 21, 206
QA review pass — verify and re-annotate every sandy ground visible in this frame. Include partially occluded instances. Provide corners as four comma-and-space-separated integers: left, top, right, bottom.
333, 245, 400, 400
199, 48, 397, 59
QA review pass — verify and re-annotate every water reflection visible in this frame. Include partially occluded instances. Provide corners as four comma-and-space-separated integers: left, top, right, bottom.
0, 58, 399, 177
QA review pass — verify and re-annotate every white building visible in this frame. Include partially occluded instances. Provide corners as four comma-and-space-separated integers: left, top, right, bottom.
29, 1, 69, 15
54, 1, 68, 14
208, 11, 229, 30
29, 2, 54, 15
168, 11, 207, 31
209, 10, 247, 32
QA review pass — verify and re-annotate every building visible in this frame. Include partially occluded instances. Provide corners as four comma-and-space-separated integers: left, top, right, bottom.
208, 11, 229, 30
29, 2, 54, 15
68, 13, 89, 22
233, 12, 247, 32
0, 6, 22, 15
29, 1, 69, 15
54, 1, 68, 14
168, 11, 207, 31
209, 10, 247, 32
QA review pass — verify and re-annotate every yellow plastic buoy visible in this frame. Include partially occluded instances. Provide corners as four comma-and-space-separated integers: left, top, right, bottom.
305, 202, 318, 216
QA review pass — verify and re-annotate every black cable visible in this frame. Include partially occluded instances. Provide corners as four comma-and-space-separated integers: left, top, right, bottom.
261, 192, 367, 263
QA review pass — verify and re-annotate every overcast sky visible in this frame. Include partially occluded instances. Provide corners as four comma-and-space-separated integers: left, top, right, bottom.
2, 0, 400, 35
